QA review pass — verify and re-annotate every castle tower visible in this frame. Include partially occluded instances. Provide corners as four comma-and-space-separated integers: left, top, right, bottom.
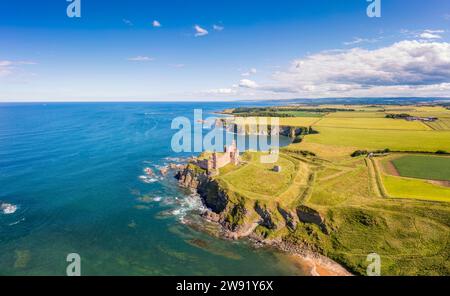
212, 152, 218, 169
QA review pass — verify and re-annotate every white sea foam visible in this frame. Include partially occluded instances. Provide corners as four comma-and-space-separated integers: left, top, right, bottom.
1, 203, 18, 215
138, 175, 159, 183
167, 193, 205, 222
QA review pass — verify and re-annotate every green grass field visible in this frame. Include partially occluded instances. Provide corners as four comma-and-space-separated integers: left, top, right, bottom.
324, 111, 386, 118
382, 175, 450, 202
392, 155, 450, 181
315, 117, 431, 130
219, 152, 298, 199
303, 127, 450, 153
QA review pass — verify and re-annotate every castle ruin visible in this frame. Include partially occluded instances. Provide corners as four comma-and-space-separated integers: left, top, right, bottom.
197, 140, 240, 174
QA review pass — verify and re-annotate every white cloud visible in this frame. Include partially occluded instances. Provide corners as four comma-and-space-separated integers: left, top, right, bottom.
152, 20, 161, 27
127, 56, 154, 62
213, 24, 224, 31
239, 79, 259, 89
194, 25, 208, 37
0, 60, 36, 77
204, 88, 236, 95
235, 40, 450, 98
417, 29, 445, 40
343, 37, 380, 46
241, 68, 257, 77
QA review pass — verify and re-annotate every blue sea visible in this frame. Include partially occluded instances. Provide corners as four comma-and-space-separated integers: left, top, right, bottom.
0, 102, 306, 275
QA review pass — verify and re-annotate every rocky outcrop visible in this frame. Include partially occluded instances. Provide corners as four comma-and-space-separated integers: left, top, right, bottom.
277, 205, 298, 230
254, 202, 281, 230
214, 118, 307, 138
296, 205, 328, 234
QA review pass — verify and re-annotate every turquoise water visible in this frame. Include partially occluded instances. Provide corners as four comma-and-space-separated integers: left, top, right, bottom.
0, 102, 305, 276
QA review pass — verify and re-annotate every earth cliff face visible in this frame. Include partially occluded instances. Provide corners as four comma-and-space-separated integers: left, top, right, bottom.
175, 159, 353, 276
175, 164, 323, 239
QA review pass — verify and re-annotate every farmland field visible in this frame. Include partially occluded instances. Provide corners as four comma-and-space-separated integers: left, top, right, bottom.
324, 111, 386, 118
382, 175, 450, 202
303, 127, 450, 153
314, 117, 431, 130
391, 155, 450, 181
425, 118, 450, 130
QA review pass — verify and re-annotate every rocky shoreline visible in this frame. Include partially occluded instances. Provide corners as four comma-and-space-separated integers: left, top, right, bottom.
175, 162, 352, 276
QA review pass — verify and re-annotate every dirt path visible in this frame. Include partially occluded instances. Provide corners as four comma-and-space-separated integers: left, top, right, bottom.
383, 159, 400, 176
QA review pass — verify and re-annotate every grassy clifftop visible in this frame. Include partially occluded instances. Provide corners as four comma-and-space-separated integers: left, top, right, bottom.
183, 104, 450, 275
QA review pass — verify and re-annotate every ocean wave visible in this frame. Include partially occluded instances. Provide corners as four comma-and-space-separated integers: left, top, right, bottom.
160, 193, 205, 222
8, 217, 25, 226
138, 175, 160, 183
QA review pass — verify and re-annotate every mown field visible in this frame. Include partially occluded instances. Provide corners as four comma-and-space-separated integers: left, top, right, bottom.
425, 118, 450, 130
219, 152, 299, 200
314, 117, 431, 130
391, 155, 450, 181
303, 127, 450, 154
324, 111, 386, 118
381, 175, 450, 202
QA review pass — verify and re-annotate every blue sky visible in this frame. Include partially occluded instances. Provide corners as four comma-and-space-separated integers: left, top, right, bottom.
0, 0, 449, 101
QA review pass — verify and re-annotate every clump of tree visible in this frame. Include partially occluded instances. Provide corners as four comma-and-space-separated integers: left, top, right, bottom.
235, 112, 295, 117
290, 150, 316, 157
436, 150, 448, 155
351, 150, 369, 157
385, 113, 411, 119
230, 106, 355, 117
351, 148, 390, 157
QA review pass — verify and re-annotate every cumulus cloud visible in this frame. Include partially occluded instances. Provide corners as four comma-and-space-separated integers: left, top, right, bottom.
127, 56, 154, 62
419, 30, 444, 39
213, 24, 224, 31
233, 40, 450, 98
152, 20, 161, 27
241, 68, 257, 77
194, 25, 208, 37
239, 79, 259, 89
278, 41, 450, 87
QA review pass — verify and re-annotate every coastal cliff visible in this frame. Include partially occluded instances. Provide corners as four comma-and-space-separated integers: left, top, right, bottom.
175, 161, 352, 276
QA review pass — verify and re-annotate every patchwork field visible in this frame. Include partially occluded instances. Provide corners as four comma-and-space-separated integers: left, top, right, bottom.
208, 103, 450, 275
